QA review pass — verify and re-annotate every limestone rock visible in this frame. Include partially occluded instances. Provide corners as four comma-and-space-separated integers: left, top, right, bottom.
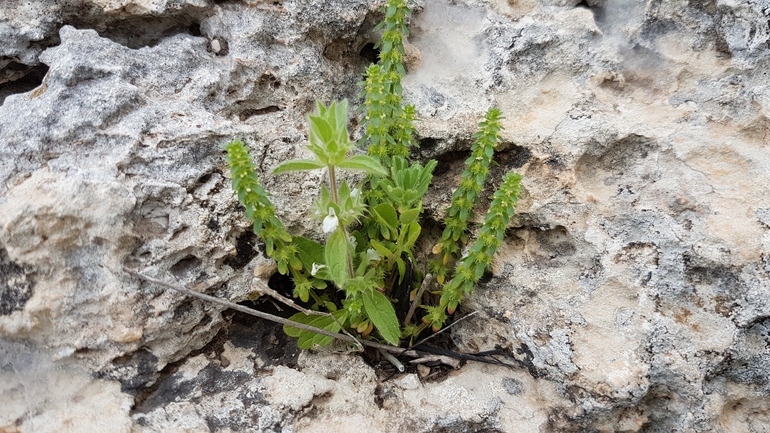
1, 0, 769, 431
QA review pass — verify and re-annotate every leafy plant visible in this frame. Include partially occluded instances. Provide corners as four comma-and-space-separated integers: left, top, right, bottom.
224, 0, 523, 349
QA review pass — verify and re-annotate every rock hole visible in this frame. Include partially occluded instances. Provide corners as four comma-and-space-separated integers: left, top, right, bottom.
188, 23, 201, 37
206, 217, 220, 231
0, 249, 35, 316
197, 172, 213, 184
534, 226, 576, 259
86, 16, 203, 49
223, 231, 258, 269
169, 225, 189, 241
496, 143, 532, 170
418, 137, 440, 153
359, 42, 380, 63
238, 106, 282, 121
0, 63, 49, 106
169, 255, 202, 279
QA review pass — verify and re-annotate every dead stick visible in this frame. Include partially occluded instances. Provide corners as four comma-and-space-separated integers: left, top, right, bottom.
402, 311, 479, 356
125, 268, 401, 353
404, 273, 433, 325
251, 278, 363, 351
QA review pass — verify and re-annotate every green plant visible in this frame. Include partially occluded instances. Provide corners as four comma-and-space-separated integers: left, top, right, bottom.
224, 0, 522, 348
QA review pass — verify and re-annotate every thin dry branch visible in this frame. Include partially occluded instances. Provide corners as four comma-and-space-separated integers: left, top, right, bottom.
404, 272, 433, 325
125, 268, 396, 353
250, 277, 363, 351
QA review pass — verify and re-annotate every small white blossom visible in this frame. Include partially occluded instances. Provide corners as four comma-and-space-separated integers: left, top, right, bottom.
351, 188, 360, 198
366, 248, 381, 262
311, 263, 327, 276
348, 235, 357, 249
322, 207, 338, 233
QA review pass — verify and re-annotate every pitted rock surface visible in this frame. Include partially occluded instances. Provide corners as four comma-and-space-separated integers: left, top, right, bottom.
2, 0, 770, 431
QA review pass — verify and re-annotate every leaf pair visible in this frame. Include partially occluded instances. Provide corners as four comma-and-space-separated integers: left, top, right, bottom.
273, 100, 386, 177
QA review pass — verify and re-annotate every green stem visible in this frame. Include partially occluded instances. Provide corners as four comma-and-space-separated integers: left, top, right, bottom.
328, 164, 355, 280
328, 165, 339, 204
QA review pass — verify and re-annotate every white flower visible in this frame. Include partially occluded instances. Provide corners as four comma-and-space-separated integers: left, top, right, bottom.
348, 235, 357, 249
322, 207, 338, 233
351, 188, 360, 198
366, 248, 381, 262
311, 263, 327, 276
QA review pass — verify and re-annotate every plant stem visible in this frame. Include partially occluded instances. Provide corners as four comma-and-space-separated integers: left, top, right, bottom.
328, 165, 339, 204
328, 164, 356, 280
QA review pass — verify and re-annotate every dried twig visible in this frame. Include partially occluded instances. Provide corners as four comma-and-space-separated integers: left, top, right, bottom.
250, 277, 363, 351
408, 355, 461, 369
379, 348, 405, 372
404, 273, 433, 325
405, 310, 478, 353
125, 269, 516, 368
125, 268, 392, 353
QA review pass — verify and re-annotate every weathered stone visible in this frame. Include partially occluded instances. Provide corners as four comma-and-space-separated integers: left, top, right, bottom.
1, 0, 770, 431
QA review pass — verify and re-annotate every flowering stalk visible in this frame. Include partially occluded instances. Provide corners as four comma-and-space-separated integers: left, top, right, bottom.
224, 140, 303, 276
430, 108, 505, 284
424, 172, 522, 330
360, 0, 416, 165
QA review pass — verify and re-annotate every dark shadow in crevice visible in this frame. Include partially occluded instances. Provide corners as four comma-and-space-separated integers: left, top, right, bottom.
223, 231, 258, 270
169, 255, 203, 279
82, 15, 204, 49
0, 63, 49, 106
239, 105, 283, 121
359, 42, 380, 64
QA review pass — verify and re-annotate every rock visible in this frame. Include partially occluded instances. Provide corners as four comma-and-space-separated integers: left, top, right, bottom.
0, 339, 134, 433
1, 0, 770, 431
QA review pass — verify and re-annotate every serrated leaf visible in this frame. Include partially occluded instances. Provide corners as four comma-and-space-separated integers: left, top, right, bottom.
336, 155, 388, 176
325, 229, 349, 287
362, 290, 400, 345
272, 159, 325, 174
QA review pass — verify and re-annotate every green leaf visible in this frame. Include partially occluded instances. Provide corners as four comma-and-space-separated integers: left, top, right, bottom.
310, 115, 334, 146
396, 257, 406, 283
331, 100, 348, 132
399, 207, 421, 225
362, 290, 400, 345
325, 229, 349, 287
370, 239, 395, 260
373, 203, 398, 233
284, 311, 348, 349
272, 159, 325, 174
403, 221, 421, 250
336, 155, 388, 176
293, 236, 325, 270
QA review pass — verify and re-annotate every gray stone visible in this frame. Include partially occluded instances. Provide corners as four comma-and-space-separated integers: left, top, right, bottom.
1, 0, 770, 431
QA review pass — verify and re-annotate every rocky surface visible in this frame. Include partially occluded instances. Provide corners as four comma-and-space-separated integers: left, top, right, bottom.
1, 0, 770, 431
